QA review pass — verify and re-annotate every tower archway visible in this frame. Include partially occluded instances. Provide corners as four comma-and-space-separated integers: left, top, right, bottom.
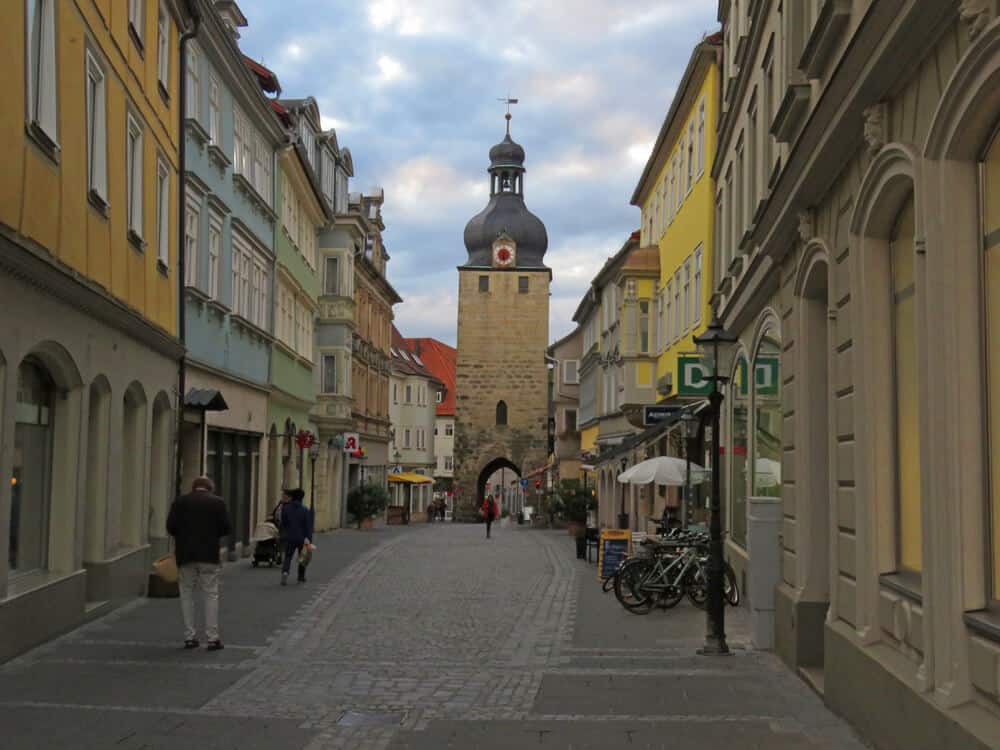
476, 457, 521, 512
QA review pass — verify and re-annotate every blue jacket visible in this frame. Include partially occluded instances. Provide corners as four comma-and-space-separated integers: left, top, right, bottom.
280, 500, 313, 545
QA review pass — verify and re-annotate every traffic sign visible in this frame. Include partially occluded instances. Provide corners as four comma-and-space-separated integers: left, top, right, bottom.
520, 478, 528, 488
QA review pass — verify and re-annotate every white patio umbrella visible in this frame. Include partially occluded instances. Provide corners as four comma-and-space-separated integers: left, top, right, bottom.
616, 456, 707, 487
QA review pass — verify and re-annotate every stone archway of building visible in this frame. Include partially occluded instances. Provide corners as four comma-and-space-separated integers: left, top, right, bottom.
148, 392, 173, 548
476, 457, 521, 513
795, 248, 832, 674
83, 375, 112, 564
121, 382, 148, 549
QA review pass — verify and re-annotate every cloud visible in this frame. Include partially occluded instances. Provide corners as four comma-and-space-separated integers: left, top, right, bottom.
383, 156, 488, 226
374, 54, 410, 85
627, 140, 655, 166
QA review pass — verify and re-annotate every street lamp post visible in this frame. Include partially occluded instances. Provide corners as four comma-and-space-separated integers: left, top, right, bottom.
618, 456, 629, 530
693, 313, 738, 656
309, 442, 320, 513
680, 411, 697, 530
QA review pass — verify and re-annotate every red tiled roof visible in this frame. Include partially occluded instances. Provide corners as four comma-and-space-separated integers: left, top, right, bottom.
391, 326, 444, 386
402, 337, 457, 417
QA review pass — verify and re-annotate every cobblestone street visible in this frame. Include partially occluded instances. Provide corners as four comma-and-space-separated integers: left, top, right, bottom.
0, 524, 869, 749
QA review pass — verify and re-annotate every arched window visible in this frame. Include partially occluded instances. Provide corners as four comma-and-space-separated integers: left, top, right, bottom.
982, 127, 1000, 595
891, 193, 921, 575
11, 359, 55, 573
752, 327, 782, 499
496, 400, 508, 426
729, 353, 749, 547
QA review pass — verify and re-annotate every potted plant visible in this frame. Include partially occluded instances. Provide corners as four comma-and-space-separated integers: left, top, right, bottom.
347, 481, 390, 529
558, 480, 595, 559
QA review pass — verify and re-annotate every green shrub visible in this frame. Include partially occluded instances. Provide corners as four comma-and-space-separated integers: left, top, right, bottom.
347, 481, 390, 528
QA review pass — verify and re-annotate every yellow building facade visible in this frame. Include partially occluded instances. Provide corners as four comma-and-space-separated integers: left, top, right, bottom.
631, 38, 721, 401
0, 0, 189, 662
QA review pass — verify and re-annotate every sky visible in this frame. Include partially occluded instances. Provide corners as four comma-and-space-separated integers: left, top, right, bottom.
237, 0, 720, 346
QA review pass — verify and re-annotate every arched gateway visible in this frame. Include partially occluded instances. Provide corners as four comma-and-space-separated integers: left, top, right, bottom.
453, 115, 550, 518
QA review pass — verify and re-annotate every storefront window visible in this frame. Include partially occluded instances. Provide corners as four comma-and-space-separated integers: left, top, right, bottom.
730, 353, 749, 547
983, 128, 1000, 597
752, 328, 782, 498
891, 193, 921, 574
10, 360, 54, 573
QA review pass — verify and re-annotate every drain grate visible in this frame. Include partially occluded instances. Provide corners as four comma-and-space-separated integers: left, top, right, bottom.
336, 710, 405, 727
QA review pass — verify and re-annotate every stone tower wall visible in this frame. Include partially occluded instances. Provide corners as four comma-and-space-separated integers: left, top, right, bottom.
454, 268, 550, 517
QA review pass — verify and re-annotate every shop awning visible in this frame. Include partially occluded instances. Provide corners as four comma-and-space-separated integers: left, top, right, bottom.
388, 472, 434, 484
185, 388, 228, 412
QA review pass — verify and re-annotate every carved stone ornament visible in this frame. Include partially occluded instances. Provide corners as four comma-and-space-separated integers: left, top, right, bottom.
797, 210, 815, 245
960, 0, 993, 39
863, 102, 887, 156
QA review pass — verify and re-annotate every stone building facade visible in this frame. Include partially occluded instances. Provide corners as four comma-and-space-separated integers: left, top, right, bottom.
453, 124, 550, 517
712, 1, 1000, 747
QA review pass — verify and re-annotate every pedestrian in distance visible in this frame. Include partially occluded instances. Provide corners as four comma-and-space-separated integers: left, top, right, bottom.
166, 476, 232, 651
279, 488, 313, 585
481, 494, 498, 539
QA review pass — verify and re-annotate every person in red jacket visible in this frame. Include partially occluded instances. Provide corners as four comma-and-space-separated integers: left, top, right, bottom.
481, 495, 498, 539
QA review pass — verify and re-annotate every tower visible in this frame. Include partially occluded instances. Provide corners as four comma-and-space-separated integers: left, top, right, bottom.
453, 120, 550, 517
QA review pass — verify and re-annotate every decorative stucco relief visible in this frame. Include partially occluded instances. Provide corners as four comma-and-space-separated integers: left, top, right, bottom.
959, 0, 993, 39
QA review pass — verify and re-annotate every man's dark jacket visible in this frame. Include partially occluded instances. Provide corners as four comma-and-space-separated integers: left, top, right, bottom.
280, 500, 314, 546
166, 491, 232, 565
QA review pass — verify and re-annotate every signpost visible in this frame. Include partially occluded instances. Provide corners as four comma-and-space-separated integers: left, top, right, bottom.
643, 404, 683, 426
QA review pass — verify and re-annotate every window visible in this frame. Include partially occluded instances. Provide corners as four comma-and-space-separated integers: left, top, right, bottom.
157, 4, 169, 90
675, 155, 683, 211
639, 301, 649, 353
496, 400, 508, 426
444, 456, 453, 471
984, 132, 1000, 596
693, 247, 703, 325
207, 212, 221, 300
126, 114, 144, 241
85, 52, 107, 202
563, 359, 579, 385
697, 98, 706, 175
335, 169, 348, 213
736, 138, 745, 244
156, 159, 169, 266
186, 44, 200, 120
393, 383, 398, 403
405, 385, 412, 403
682, 260, 691, 332
891, 194, 921, 574
564, 409, 577, 433
748, 103, 758, 220
436, 391, 443, 403
184, 200, 198, 286
724, 167, 733, 272
301, 123, 316, 170
128, 0, 144, 45
323, 355, 337, 393
11, 359, 54, 573
665, 280, 672, 348
404, 429, 411, 449
445, 423, 454, 437
673, 272, 681, 340
208, 75, 221, 144
519, 276, 529, 293
730, 353, 750, 547
687, 121, 695, 192
322, 151, 335, 206
479, 275, 489, 292
762, 55, 774, 183
324, 256, 340, 295
752, 330, 782, 501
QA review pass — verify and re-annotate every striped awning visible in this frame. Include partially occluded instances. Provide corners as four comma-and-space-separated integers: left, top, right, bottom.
388, 472, 434, 484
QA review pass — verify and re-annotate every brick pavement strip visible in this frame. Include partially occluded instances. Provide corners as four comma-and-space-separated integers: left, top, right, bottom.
0, 523, 872, 749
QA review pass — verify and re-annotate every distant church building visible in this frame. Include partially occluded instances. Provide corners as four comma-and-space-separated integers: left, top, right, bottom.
453, 116, 550, 517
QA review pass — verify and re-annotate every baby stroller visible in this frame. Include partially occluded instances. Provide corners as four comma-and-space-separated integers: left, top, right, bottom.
250, 514, 282, 568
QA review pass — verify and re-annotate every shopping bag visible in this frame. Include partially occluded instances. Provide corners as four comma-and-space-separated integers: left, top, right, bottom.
153, 553, 178, 583
300, 542, 313, 567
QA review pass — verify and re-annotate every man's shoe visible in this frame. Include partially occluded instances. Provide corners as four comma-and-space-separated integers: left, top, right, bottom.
183, 639, 200, 650
206, 641, 224, 651
281, 572, 288, 586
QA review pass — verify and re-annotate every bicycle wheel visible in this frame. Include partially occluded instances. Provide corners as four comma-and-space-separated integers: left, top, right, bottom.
686, 569, 708, 609
724, 562, 740, 607
614, 559, 655, 614
602, 571, 617, 593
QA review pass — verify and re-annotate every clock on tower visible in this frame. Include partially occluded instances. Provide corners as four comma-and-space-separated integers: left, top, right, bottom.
492, 234, 516, 268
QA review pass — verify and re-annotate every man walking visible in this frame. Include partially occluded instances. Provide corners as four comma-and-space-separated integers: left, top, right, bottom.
167, 477, 231, 651
481, 494, 498, 539
279, 488, 312, 585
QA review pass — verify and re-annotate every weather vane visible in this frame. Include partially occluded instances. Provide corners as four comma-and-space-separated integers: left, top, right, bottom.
497, 95, 518, 134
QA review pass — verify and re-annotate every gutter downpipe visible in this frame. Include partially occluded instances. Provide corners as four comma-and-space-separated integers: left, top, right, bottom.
174, 2, 202, 502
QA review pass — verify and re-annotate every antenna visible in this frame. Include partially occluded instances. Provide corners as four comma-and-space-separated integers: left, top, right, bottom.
497, 95, 518, 134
